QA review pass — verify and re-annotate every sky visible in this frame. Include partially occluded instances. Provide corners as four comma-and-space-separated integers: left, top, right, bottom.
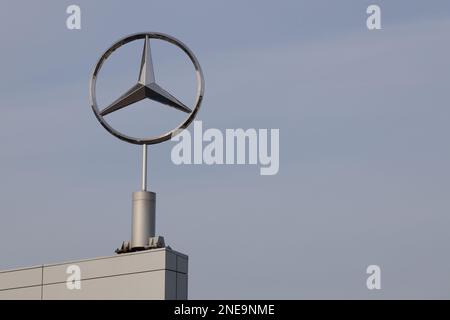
0, 0, 450, 299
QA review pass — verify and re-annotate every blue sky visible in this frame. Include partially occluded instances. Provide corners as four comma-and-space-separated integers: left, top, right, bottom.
0, 1, 450, 298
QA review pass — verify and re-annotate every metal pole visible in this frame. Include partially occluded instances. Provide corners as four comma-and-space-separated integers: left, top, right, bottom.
131, 144, 156, 250
142, 144, 147, 191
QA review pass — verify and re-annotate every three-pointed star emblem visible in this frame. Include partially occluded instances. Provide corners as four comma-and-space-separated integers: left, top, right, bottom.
100, 35, 192, 117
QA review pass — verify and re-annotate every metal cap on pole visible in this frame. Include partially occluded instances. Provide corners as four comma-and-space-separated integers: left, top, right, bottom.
131, 190, 155, 249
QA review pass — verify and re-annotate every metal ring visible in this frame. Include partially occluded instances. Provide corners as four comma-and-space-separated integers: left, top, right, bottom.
89, 32, 204, 145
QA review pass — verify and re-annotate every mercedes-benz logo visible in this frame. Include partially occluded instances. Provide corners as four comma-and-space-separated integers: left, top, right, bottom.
89, 32, 205, 145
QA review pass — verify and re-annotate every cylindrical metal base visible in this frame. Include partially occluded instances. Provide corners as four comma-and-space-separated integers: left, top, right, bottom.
131, 191, 156, 249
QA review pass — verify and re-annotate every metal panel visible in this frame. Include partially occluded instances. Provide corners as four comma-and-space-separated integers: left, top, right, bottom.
176, 272, 188, 300
164, 270, 177, 300
0, 286, 41, 300
177, 255, 189, 274
0, 266, 42, 290
42, 270, 167, 300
